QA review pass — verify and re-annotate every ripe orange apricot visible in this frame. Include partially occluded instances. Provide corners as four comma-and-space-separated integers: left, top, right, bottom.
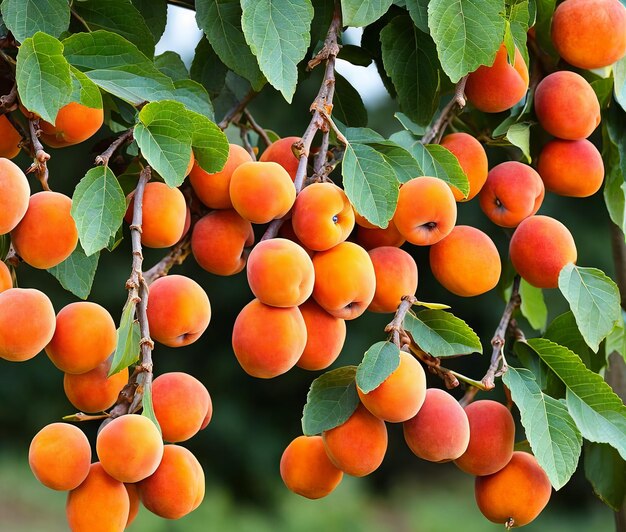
0, 115, 22, 159
465, 44, 529, 113
278, 219, 315, 257
280, 435, 343, 499
125, 484, 140, 527
0, 158, 29, 235
296, 299, 346, 371
259, 136, 301, 180
429, 226, 501, 297
368, 247, 418, 313
356, 220, 406, 250
39, 102, 104, 147
63, 358, 128, 413
440, 133, 489, 201
0, 261, 12, 292
475, 451, 552, 527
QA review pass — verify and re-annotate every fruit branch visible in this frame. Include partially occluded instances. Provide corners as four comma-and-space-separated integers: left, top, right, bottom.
422, 76, 468, 145
385, 295, 418, 347
217, 89, 258, 130
26, 118, 51, 191
144, 235, 192, 285
242, 109, 273, 148
95, 129, 134, 166
0, 83, 17, 114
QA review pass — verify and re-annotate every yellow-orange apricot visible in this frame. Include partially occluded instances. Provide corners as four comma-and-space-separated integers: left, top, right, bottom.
185, 152, 195, 177
232, 299, 306, 378
230, 161, 296, 223
39, 102, 104, 147
138, 445, 205, 519
509, 215, 577, 289
429, 226, 501, 297
189, 143, 252, 209
552, 0, 626, 69
11, 191, 78, 268
0, 288, 55, 362
465, 44, 529, 113
278, 219, 315, 257
29, 423, 91, 491
475, 451, 552, 527
403, 388, 470, 462
440, 133, 489, 201
125, 484, 140, 527
356, 221, 406, 250
200, 401, 213, 430
0, 158, 29, 235
0, 261, 12, 292
393, 177, 457, 246
537, 139, 604, 197
191, 210, 254, 276
96, 414, 164, 483
0, 115, 22, 159
296, 299, 346, 371
454, 400, 515, 476
357, 351, 426, 423
368, 247, 418, 313
259, 136, 301, 180
534, 71, 601, 140
292, 183, 355, 251
280, 435, 343, 499
312, 242, 376, 320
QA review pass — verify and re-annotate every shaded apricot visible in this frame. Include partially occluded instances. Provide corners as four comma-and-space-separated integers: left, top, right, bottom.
40, 102, 104, 147
278, 219, 315, 257
200, 400, 213, 430
0, 158, 29, 235
441, 133, 488, 201
368, 247, 418, 313
125, 484, 140, 527
296, 299, 346, 371
259, 136, 301, 180
356, 220, 406, 250
354, 210, 377, 229
0, 114, 22, 159
0, 261, 12, 292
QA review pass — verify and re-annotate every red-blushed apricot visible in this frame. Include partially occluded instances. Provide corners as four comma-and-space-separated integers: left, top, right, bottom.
403, 388, 470, 462
29, 423, 91, 491
190, 143, 252, 209
230, 161, 296, 223
0, 261, 12, 292
138, 445, 205, 519
296, 299, 346, 371
322, 405, 388, 477
357, 351, 426, 423
465, 44, 529, 113
0, 115, 22, 159
537, 139, 604, 197
429, 226, 501, 297
0, 158, 29, 235
509, 215, 578, 289
0, 288, 55, 362
368, 247, 418, 313
39, 102, 104, 147
200, 399, 213, 430
97, 414, 164, 483
246, 238, 314, 307
63, 358, 128, 413
66, 463, 129, 532
259, 136, 301, 180
11, 191, 78, 268
475, 451, 552, 527
147, 275, 211, 347
280, 435, 343, 499
552, 0, 626, 69
454, 400, 515, 476
292, 183, 355, 251
45, 302, 117, 374
393, 177, 457, 246
192, 209, 254, 276
356, 221, 406, 250
312, 242, 376, 320
232, 299, 306, 378
479, 162, 544, 228
152, 372, 211, 443
534, 71, 601, 140
125, 484, 140, 527
440, 133, 489, 201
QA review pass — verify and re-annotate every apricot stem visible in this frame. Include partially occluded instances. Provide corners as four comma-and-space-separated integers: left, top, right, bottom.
144, 236, 193, 285
422, 76, 468, 145
25, 118, 51, 191
0, 84, 17, 113
218, 89, 258, 130
242, 109, 273, 148
95, 129, 134, 167
385, 295, 418, 347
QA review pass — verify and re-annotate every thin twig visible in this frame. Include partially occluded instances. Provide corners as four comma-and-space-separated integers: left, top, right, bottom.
25, 118, 51, 191
385, 295, 418, 347
421, 76, 468, 145
95, 129, 134, 166
144, 235, 193, 285
218, 90, 257, 130
243, 109, 273, 148
0, 84, 17, 114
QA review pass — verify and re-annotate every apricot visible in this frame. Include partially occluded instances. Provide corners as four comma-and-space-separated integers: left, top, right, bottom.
152, 372, 211, 442
0, 261, 12, 292
429, 226, 501, 297
356, 221, 406, 250
46, 302, 117, 374
475, 451, 552, 527
534, 71, 601, 140
393, 177, 457, 246
189, 143, 252, 209
230, 161, 296, 223
39, 102, 104, 147
291, 183, 355, 251
368, 247, 418, 313
509, 215, 577, 288
29, 423, 91, 490
147, 275, 211, 347
66, 463, 129, 532
537, 139, 604, 197
296, 299, 346, 371
96, 414, 164, 483
278, 219, 315, 257
0, 158, 29, 235
465, 44, 529, 113
440, 133, 489, 201
280, 435, 343, 499
0, 288, 56, 362
138, 445, 205, 519
11, 191, 78, 269
357, 350, 426, 423
191, 209, 254, 276
454, 400, 515, 476
125, 484, 140, 527
232, 299, 306, 378
0, 114, 22, 159
259, 136, 301, 180
312, 241, 376, 320
403, 388, 470, 462
551, 0, 626, 69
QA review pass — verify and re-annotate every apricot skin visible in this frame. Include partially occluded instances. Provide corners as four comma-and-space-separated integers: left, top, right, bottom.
64, 358, 128, 413
0, 261, 12, 293
356, 221, 406, 250
368, 247, 418, 313
125, 484, 140, 527
39, 102, 104, 147
0, 115, 22, 159
440, 133, 489, 201
259, 136, 301, 180
296, 299, 346, 371
0, 158, 29, 235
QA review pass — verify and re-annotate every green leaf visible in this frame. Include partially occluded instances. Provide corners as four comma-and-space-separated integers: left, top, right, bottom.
395, 111, 427, 135
514, 341, 564, 397
344, 127, 386, 144
333, 73, 368, 127
337, 44, 373, 67
558, 264, 621, 352
505, 0, 530, 65
503, 367, 582, 490
71, 167, 127, 257
142, 380, 161, 433
405, 0, 430, 33
301, 366, 360, 436
131, 0, 167, 42
591, 76, 614, 109
171, 79, 215, 121
519, 278, 547, 331
584, 442, 626, 511
109, 299, 140, 376
403, 309, 482, 358
356, 342, 400, 394
188, 111, 230, 174
1, 0, 69, 43
47, 244, 100, 300
428, 0, 505, 82
155, 51, 189, 82
505, 122, 532, 163
70, 67, 103, 109
190, 38, 229, 99
341, 0, 393, 26
534, 0, 557, 59
368, 141, 423, 183
606, 311, 626, 364
0, 235, 10, 262
615, 58, 626, 112
603, 108, 626, 235
544, 311, 602, 372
